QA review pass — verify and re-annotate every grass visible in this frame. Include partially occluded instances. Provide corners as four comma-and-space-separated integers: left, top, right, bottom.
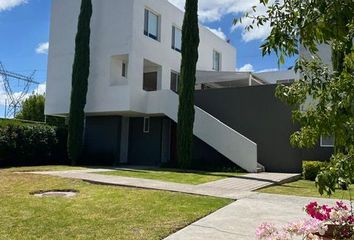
97, 168, 245, 185
2, 165, 90, 172
258, 180, 353, 200
0, 167, 232, 240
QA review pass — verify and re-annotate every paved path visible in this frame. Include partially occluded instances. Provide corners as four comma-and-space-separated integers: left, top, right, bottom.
165, 193, 349, 240
29, 169, 346, 239
31, 169, 300, 199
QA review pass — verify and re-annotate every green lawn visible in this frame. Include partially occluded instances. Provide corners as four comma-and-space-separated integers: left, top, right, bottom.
97, 168, 245, 185
0, 167, 232, 240
258, 180, 353, 200
3, 165, 89, 172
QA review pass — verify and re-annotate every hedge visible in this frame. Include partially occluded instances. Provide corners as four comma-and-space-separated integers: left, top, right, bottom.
0, 120, 68, 167
303, 161, 327, 181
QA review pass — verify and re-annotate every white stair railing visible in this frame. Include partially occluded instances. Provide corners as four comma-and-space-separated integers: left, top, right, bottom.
145, 90, 259, 173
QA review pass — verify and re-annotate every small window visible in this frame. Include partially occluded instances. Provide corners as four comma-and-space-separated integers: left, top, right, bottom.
122, 62, 127, 78
172, 26, 182, 52
213, 50, 221, 71
143, 117, 150, 133
320, 136, 335, 147
143, 72, 158, 92
144, 9, 159, 41
170, 71, 180, 93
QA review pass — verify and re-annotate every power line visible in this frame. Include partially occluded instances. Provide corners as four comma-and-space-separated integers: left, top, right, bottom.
0, 62, 39, 118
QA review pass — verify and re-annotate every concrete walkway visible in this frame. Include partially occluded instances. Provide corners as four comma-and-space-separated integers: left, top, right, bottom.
31, 169, 300, 199
164, 193, 348, 240
28, 169, 346, 239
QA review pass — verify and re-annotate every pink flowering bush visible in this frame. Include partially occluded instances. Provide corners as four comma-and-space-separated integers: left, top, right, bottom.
256, 201, 354, 240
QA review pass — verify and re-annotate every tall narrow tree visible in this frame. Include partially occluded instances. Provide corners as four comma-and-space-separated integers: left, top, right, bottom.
67, 0, 92, 165
177, 0, 200, 169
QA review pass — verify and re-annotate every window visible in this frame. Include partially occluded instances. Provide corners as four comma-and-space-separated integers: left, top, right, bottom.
172, 26, 182, 52
213, 50, 221, 71
122, 62, 127, 78
143, 117, 150, 133
144, 9, 159, 41
143, 72, 158, 91
170, 71, 180, 92
320, 136, 335, 147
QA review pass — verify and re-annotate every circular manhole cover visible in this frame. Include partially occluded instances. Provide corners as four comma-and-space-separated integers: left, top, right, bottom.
31, 189, 79, 198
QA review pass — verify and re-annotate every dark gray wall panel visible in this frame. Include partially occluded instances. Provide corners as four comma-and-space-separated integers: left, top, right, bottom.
128, 117, 163, 166
83, 116, 121, 165
195, 85, 333, 173
168, 122, 236, 170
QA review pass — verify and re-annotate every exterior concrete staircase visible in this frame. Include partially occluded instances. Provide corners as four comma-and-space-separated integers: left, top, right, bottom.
145, 90, 261, 173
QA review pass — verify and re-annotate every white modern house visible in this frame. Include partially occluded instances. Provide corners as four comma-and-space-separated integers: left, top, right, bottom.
46, 0, 332, 173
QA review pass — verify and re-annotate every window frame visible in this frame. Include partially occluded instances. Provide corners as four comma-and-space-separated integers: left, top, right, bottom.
170, 70, 180, 93
121, 61, 127, 78
143, 117, 151, 133
213, 50, 221, 71
144, 8, 160, 41
320, 135, 335, 148
171, 25, 182, 52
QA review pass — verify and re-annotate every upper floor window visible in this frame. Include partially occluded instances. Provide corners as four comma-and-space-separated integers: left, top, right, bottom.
122, 61, 127, 78
213, 50, 221, 71
144, 9, 160, 41
172, 26, 182, 52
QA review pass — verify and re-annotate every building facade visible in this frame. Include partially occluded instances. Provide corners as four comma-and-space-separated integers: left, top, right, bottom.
46, 0, 332, 173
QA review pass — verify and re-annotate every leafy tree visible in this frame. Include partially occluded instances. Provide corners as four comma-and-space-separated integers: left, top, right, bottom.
235, 0, 354, 195
16, 94, 66, 126
16, 94, 45, 122
67, 0, 92, 165
177, 0, 200, 169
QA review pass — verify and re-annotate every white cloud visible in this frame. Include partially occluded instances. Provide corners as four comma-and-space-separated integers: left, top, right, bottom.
0, 0, 27, 12
237, 63, 254, 72
33, 83, 46, 95
205, 27, 226, 40
35, 42, 49, 54
168, 0, 277, 42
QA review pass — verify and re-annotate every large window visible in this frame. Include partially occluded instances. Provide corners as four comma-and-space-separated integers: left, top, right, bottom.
144, 9, 160, 41
213, 50, 221, 71
172, 26, 182, 52
170, 71, 180, 93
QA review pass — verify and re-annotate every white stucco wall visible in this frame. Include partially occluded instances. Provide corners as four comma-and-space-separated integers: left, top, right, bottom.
300, 44, 332, 67
45, 0, 236, 116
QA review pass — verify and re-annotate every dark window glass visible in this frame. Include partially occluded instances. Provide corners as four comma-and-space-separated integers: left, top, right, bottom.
122, 62, 127, 77
170, 71, 179, 93
143, 117, 150, 133
143, 72, 158, 91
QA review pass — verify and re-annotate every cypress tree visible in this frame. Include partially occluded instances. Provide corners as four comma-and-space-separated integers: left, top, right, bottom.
177, 0, 200, 169
67, 0, 92, 165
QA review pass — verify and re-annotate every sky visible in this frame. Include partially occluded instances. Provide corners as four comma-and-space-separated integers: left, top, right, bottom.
0, 0, 295, 118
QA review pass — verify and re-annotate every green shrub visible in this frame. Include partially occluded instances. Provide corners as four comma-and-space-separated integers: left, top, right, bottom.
303, 161, 327, 181
0, 120, 68, 167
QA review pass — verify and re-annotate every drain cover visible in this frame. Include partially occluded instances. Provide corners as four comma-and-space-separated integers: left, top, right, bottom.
31, 190, 79, 198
